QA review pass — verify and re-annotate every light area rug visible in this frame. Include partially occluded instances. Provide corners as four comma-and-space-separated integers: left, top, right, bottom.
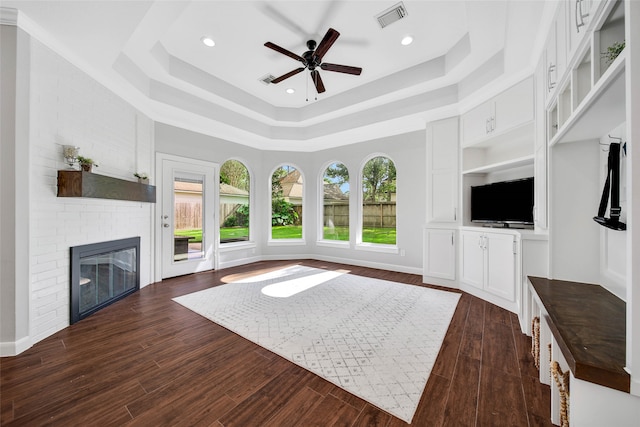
173, 265, 460, 423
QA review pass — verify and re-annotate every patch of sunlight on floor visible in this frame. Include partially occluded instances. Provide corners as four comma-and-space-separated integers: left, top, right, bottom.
261, 270, 346, 298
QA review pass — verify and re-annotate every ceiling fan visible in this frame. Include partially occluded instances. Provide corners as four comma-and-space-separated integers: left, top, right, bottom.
264, 28, 362, 94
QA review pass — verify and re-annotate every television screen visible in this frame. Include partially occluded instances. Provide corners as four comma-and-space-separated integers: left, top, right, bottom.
471, 177, 534, 225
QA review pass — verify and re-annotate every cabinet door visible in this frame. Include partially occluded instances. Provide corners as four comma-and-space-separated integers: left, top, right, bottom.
567, 0, 594, 59
427, 118, 458, 223
460, 231, 484, 289
424, 229, 456, 280
545, 3, 566, 99
461, 101, 492, 146
484, 233, 516, 301
494, 77, 534, 135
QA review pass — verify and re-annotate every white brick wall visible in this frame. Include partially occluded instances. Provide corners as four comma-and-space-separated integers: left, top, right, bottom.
28, 39, 154, 343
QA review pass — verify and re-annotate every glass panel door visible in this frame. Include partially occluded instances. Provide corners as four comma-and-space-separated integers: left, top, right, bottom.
161, 157, 216, 279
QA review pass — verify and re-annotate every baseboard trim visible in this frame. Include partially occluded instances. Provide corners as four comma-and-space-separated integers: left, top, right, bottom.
0, 336, 32, 357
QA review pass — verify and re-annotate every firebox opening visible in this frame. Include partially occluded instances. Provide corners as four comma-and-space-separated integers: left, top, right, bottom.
70, 237, 140, 324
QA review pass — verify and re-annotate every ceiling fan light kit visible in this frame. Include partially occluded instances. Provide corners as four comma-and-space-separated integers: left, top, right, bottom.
264, 28, 362, 94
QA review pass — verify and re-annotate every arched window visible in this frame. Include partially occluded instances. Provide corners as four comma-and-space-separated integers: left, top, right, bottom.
219, 159, 250, 244
321, 162, 349, 241
271, 165, 303, 240
361, 156, 396, 245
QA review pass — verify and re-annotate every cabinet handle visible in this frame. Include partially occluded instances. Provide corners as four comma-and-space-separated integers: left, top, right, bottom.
453, 207, 457, 221
491, 116, 496, 132
547, 64, 556, 91
451, 233, 454, 246
486, 118, 491, 133
576, 0, 588, 32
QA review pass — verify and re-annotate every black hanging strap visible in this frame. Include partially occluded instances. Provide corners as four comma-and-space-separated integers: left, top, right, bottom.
593, 142, 626, 231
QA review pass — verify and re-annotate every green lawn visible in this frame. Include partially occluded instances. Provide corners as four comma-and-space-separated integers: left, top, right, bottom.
362, 227, 396, 245
174, 229, 203, 243
176, 226, 396, 245
175, 227, 249, 243
323, 226, 349, 241
271, 225, 302, 239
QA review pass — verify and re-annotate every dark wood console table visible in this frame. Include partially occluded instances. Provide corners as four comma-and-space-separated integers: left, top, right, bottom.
528, 276, 629, 392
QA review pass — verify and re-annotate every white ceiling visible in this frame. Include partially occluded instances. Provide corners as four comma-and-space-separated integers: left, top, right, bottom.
2, 0, 553, 151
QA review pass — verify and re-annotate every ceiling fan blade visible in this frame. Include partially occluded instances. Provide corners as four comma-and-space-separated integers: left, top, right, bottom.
314, 28, 340, 61
320, 63, 362, 75
264, 42, 304, 62
271, 67, 306, 84
310, 70, 326, 93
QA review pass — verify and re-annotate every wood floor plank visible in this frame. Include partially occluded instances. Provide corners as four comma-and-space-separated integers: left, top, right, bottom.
351, 404, 392, 427
481, 321, 520, 377
443, 355, 480, 426
459, 296, 485, 360
477, 364, 529, 426
296, 393, 362, 427
0, 260, 553, 426
261, 386, 324, 427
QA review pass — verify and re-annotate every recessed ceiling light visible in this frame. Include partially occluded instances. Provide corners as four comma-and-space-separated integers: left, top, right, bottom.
286, 88, 295, 94
201, 36, 215, 47
401, 35, 413, 46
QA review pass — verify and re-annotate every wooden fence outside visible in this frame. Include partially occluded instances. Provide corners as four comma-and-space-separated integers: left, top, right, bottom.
175, 201, 396, 229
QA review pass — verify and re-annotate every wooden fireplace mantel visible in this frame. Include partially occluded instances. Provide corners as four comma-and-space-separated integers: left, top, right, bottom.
57, 170, 156, 203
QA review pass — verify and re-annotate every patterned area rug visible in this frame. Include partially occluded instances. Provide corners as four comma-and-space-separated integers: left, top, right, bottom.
173, 266, 460, 423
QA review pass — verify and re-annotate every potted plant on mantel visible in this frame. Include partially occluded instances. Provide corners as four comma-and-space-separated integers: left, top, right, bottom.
77, 156, 98, 172
134, 172, 149, 184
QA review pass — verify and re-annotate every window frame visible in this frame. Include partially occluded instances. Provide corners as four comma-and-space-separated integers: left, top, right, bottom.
268, 163, 306, 246
218, 158, 255, 252
356, 153, 399, 254
317, 160, 350, 248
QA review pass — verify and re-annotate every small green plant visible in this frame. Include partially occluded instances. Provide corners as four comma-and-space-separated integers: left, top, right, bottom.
76, 155, 98, 171
602, 41, 625, 65
134, 172, 148, 179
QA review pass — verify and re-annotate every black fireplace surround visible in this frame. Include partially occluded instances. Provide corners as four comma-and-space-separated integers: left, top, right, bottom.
70, 237, 140, 324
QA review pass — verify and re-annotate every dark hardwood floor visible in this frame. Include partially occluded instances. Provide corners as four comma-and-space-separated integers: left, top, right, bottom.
1, 260, 553, 426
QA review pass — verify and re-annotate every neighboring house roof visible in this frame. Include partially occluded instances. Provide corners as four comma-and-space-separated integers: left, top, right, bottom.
280, 169, 303, 199
220, 183, 248, 196
174, 181, 248, 196
323, 183, 348, 200
174, 181, 202, 193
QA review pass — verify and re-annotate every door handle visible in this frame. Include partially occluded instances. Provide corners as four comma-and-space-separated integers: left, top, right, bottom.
163, 223, 170, 228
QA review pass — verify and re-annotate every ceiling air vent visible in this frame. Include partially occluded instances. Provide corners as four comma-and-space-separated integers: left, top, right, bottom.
376, 2, 408, 29
259, 74, 276, 85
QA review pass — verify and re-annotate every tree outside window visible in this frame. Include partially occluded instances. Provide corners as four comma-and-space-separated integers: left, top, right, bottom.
220, 160, 250, 243
322, 162, 349, 241
271, 165, 303, 239
362, 156, 396, 245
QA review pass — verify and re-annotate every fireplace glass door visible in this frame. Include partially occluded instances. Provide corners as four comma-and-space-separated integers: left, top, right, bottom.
70, 237, 140, 324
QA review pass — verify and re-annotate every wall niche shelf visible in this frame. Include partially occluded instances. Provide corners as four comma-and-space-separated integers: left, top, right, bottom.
462, 154, 534, 175
57, 170, 156, 203
549, 49, 626, 146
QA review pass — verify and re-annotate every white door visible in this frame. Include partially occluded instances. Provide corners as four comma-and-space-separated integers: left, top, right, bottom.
424, 228, 456, 280
160, 157, 217, 279
484, 233, 516, 301
460, 230, 484, 289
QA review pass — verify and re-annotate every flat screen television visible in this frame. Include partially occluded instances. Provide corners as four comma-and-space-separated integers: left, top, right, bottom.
470, 177, 534, 227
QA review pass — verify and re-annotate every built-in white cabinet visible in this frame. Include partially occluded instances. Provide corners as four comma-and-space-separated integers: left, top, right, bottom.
423, 228, 456, 282
461, 77, 534, 176
460, 229, 518, 309
544, 2, 567, 100
426, 117, 459, 223
567, 0, 604, 59
461, 77, 534, 148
